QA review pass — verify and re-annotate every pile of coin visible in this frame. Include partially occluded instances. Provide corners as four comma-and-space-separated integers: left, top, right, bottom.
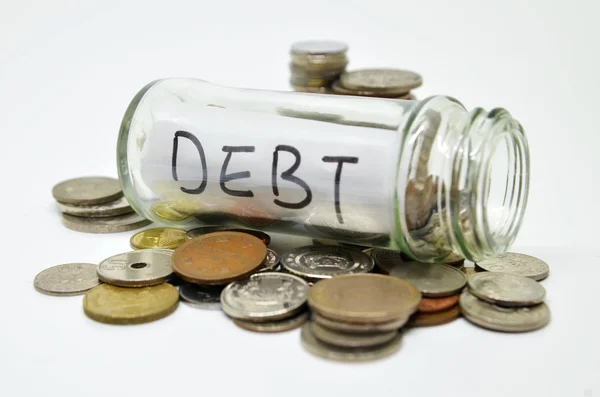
52, 176, 150, 233
289, 40, 348, 93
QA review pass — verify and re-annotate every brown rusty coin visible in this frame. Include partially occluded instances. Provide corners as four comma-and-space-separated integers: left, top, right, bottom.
418, 295, 460, 313
172, 231, 267, 285
186, 226, 271, 245
408, 305, 461, 327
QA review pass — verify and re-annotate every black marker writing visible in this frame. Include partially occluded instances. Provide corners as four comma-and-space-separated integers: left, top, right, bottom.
172, 130, 208, 194
220, 145, 255, 197
322, 156, 359, 224
272, 145, 312, 209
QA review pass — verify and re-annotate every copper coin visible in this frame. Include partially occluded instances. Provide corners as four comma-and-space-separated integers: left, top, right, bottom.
408, 305, 461, 327
418, 295, 460, 313
172, 231, 267, 285
186, 226, 271, 245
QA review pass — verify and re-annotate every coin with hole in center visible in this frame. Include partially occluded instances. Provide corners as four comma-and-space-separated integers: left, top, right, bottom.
467, 272, 546, 307
34, 263, 100, 296
475, 253, 549, 281
98, 249, 173, 287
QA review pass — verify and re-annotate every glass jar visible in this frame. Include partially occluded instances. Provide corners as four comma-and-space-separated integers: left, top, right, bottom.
117, 78, 529, 262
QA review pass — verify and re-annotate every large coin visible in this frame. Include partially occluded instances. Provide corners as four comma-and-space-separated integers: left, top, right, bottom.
408, 305, 461, 327
301, 323, 403, 362
340, 69, 422, 94
373, 249, 466, 297
308, 274, 421, 323
57, 196, 133, 218
467, 272, 546, 307
281, 245, 374, 280
179, 283, 222, 310
173, 231, 267, 285
310, 322, 398, 348
233, 311, 309, 333
34, 263, 100, 296
418, 295, 460, 313
61, 212, 150, 233
259, 248, 280, 272
52, 176, 122, 205
475, 253, 549, 281
83, 283, 179, 325
186, 227, 271, 245
312, 312, 407, 333
130, 228, 188, 250
221, 272, 309, 321
291, 40, 348, 55
98, 249, 173, 287
459, 290, 550, 332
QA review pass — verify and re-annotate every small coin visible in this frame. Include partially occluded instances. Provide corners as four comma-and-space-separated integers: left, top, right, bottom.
331, 80, 403, 98
130, 228, 188, 250
408, 305, 461, 327
83, 283, 179, 325
259, 248, 280, 272
459, 290, 550, 332
233, 311, 309, 333
291, 40, 348, 55
173, 231, 267, 285
98, 249, 173, 287
373, 249, 467, 297
468, 272, 546, 307
179, 283, 222, 310
57, 196, 133, 218
151, 201, 196, 221
186, 227, 271, 245
61, 212, 151, 233
291, 85, 332, 94
340, 69, 422, 94
462, 267, 478, 277
310, 322, 398, 348
308, 274, 421, 323
34, 263, 100, 296
281, 245, 374, 280
221, 272, 309, 321
475, 253, 549, 281
418, 295, 460, 313
52, 176, 123, 205
312, 311, 407, 333
301, 323, 403, 362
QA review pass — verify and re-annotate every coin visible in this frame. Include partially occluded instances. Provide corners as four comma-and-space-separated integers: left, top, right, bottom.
475, 253, 549, 281
173, 231, 267, 285
311, 238, 369, 251
83, 283, 179, 325
56, 196, 133, 218
281, 245, 374, 280
61, 212, 151, 233
301, 323, 403, 362
308, 274, 421, 323
179, 283, 222, 310
408, 305, 461, 327
373, 249, 467, 297
331, 80, 402, 98
130, 228, 188, 250
259, 248, 280, 272
310, 322, 398, 348
233, 311, 309, 333
291, 85, 332, 94
312, 311, 408, 333
463, 266, 478, 277
221, 272, 309, 321
97, 249, 173, 287
291, 40, 348, 55
151, 201, 196, 221
467, 272, 546, 307
459, 290, 550, 332
52, 176, 123, 205
34, 263, 100, 296
186, 227, 271, 245
418, 295, 460, 313
340, 69, 422, 94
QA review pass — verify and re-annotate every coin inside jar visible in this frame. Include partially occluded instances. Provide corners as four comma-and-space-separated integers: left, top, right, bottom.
130, 228, 188, 250
467, 272, 546, 307
97, 249, 173, 287
186, 226, 271, 245
281, 245, 374, 280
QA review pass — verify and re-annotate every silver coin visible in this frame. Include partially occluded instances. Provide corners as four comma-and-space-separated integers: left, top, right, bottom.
312, 311, 408, 333
56, 195, 133, 218
98, 249, 173, 287
373, 249, 466, 297
475, 253, 549, 281
459, 290, 550, 332
291, 40, 348, 55
467, 272, 546, 307
179, 283, 222, 310
52, 176, 123, 205
34, 263, 100, 296
301, 323, 403, 362
220, 272, 309, 321
340, 69, 422, 93
258, 249, 280, 272
310, 322, 398, 348
281, 245, 374, 280
61, 212, 151, 233
233, 311, 309, 333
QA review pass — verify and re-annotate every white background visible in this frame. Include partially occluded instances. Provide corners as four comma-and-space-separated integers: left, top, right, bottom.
1, 1, 599, 396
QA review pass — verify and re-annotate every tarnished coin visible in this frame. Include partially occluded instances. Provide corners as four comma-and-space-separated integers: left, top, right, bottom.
233, 311, 309, 333
221, 272, 309, 321
61, 212, 150, 233
291, 40, 348, 55
340, 69, 422, 94
34, 263, 100, 296
259, 248, 280, 272
468, 272, 546, 307
373, 249, 466, 297
130, 228, 188, 250
57, 196, 133, 218
186, 227, 271, 245
179, 283, 222, 310
301, 323, 403, 362
309, 274, 421, 323
98, 249, 173, 287
311, 322, 398, 348
312, 312, 408, 333
418, 295, 460, 313
475, 253, 549, 281
83, 283, 179, 325
53, 176, 123, 205
459, 290, 550, 332
281, 245, 374, 280
173, 231, 267, 285
408, 305, 461, 327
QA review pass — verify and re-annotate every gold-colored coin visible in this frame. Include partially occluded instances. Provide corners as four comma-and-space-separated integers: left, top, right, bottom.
83, 283, 179, 325
151, 201, 197, 221
130, 227, 188, 250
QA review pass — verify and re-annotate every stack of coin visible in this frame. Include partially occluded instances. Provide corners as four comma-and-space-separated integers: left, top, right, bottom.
332, 68, 422, 100
290, 40, 348, 93
302, 274, 420, 362
52, 176, 150, 233
474, 252, 550, 281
